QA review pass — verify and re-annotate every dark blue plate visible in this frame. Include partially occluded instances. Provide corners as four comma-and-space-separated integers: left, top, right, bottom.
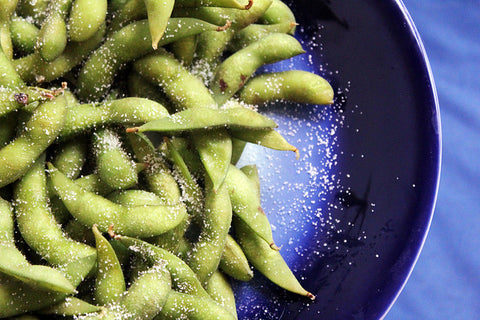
234, 0, 441, 319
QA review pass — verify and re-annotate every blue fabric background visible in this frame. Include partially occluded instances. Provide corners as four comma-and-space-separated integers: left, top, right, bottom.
386, 1, 480, 319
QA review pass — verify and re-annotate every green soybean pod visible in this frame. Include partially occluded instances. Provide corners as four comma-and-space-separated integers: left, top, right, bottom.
0, 255, 97, 318
13, 23, 106, 83
77, 18, 223, 101
156, 290, 236, 320
259, 0, 296, 35
0, 0, 17, 60
50, 139, 88, 180
205, 270, 238, 319
68, 0, 107, 42
119, 264, 171, 319
0, 94, 67, 188
38, 297, 102, 316
10, 16, 40, 55
117, 235, 211, 298
0, 47, 24, 88
59, 97, 169, 139
186, 173, 232, 284
48, 163, 187, 238
224, 164, 279, 250
92, 225, 126, 305
230, 127, 300, 159
219, 234, 253, 281
133, 48, 218, 111
144, 0, 175, 49
211, 33, 305, 105
127, 106, 278, 133
227, 21, 297, 52
14, 154, 97, 265
81, 264, 172, 320
133, 50, 232, 191
36, 0, 72, 61
0, 196, 76, 294
239, 70, 334, 105
93, 128, 138, 190
233, 216, 315, 299
174, 0, 272, 30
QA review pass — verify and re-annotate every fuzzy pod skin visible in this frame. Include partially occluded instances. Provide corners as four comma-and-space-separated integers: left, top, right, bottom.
219, 234, 253, 281
0, 94, 68, 188
77, 18, 223, 101
117, 235, 211, 299
156, 290, 237, 320
59, 97, 169, 139
48, 163, 188, 238
224, 164, 279, 250
92, 225, 126, 305
68, 0, 108, 42
10, 16, 40, 55
233, 216, 315, 300
0, 196, 76, 294
93, 128, 138, 190
13, 23, 106, 83
239, 70, 334, 106
0, 47, 24, 88
186, 173, 232, 284
129, 106, 278, 133
205, 270, 238, 319
211, 33, 305, 105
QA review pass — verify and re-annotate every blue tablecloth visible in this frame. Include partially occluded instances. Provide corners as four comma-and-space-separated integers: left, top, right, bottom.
386, 1, 480, 319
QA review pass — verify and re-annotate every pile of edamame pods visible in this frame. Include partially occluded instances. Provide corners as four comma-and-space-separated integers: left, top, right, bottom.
0, 0, 335, 318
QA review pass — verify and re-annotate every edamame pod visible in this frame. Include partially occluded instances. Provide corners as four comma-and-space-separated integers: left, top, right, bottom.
233, 216, 315, 299
206, 270, 238, 319
93, 128, 138, 190
156, 290, 237, 320
259, 0, 297, 35
92, 225, 126, 305
13, 23, 106, 83
219, 234, 253, 281
0, 197, 76, 294
144, 0, 175, 49
10, 16, 40, 55
0, 47, 24, 88
38, 297, 102, 316
14, 154, 97, 265
0, 94, 67, 188
0, 0, 17, 60
59, 97, 169, 139
186, 173, 232, 284
230, 127, 299, 159
211, 33, 305, 105
0, 86, 62, 117
127, 106, 278, 134
36, 0, 72, 61
227, 21, 297, 52
48, 163, 188, 238
239, 70, 334, 105
68, 0, 107, 41
77, 18, 225, 101
224, 164, 279, 250
133, 49, 232, 191
117, 235, 211, 298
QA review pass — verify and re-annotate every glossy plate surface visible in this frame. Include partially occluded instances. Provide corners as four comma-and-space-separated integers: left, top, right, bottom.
234, 0, 441, 319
